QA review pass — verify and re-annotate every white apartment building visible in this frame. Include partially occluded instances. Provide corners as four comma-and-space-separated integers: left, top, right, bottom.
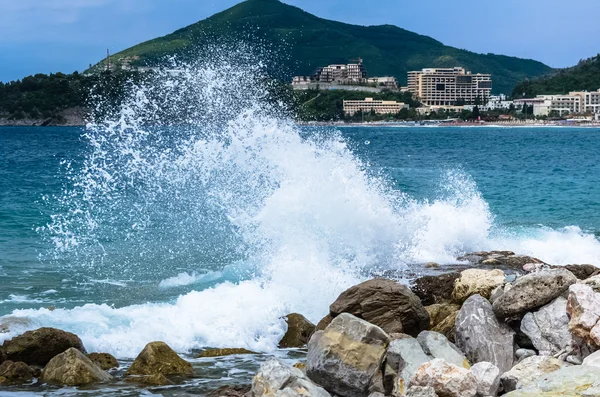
516, 90, 600, 116
367, 76, 398, 88
408, 67, 492, 106
343, 98, 408, 115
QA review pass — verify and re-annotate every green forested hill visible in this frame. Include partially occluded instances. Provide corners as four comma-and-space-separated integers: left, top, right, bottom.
514, 55, 600, 97
103, 0, 552, 94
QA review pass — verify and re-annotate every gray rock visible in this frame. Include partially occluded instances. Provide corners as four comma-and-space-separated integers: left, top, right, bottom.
306, 313, 389, 397
252, 359, 330, 397
520, 296, 589, 362
330, 278, 430, 336
583, 350, 600, 368
503, 365, 600, 396
455, 295, 515, 373
40, 348, 112, 386
515, 348, 536, 362
500, 355, 570, 393
409, 359, 477, 397
384, 336, 431, 396
406, 385, 438, 397
492, 269, 577, 318
470, 362, 501, 397
417, 331, 470, 369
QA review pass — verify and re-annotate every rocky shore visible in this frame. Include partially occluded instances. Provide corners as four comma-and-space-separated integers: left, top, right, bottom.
3, 250, 600, 396
0, 107, 87, 127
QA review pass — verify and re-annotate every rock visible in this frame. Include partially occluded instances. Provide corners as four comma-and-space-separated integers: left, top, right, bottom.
455, 295, 514, 373
406, 385, 438, 397
583, 350, 600, 367
368, 393, 385, 397
411, 273, 461, 305
40, 347, 112, 386
87, 352, 119, 370
197, 348, 258, 358
499, 255, 544, 270
515, 349, 536, 362
316, 314, 333, 331
0, 361, 34, 385
431, 311, 458, 343
582, 275, 600, 293
0, 317, 32, 334
1, 327, 86, 366
470, 362, 500, 397
279, 313, 316, 348
500, 355, 570, 393
506, 317, 535, 350
306, 313, 389, 397
567, 283, 600, 347
126, 341, 194, 377
451, 269, 506, 303
426, 303, 461, 329
384, 336, 432, 395
125, 373, 174, 386
521, 296, 588, 361
424, 262, 440, 269
565, 264, 600, 280
253, 359, 330, 397
409, 359, 477, 397
330, 279, 429, 336
368, 371, 385, 395
208, 385, 252, 397
417, 331, 470, 369
492, 269, 577, 318
503, 365, 600, 396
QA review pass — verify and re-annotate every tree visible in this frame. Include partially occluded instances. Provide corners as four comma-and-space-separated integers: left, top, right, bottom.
472, 106, 480, 120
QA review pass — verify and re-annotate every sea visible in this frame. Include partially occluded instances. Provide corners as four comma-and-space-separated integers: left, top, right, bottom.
1, 60, 600, 395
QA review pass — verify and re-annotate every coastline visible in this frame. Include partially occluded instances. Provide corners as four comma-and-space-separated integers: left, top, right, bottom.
0, 107, 87, 127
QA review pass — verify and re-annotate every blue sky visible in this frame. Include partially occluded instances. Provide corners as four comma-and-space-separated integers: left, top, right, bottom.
1, 0, 599, 82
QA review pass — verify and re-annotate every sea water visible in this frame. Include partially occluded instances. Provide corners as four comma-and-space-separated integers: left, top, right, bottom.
1, 58, 600, 394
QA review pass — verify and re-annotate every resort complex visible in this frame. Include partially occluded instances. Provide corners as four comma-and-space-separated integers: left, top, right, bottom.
292, 59, 398, 90
515, 90, 600, 117
342, 98, 408, 115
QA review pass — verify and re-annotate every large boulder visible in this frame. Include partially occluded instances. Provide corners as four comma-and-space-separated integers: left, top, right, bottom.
425, 303, 461, 329
279, 313, 316, 348
470, 362, 501, 397
409, 359, 477, 397
521, 296, 589, 362
0, 360, 35, 385
455, 295, 514, 373
125, 341, 194, 377
567, 283, 600, 347
492, 269, 577, 318
252, 359, 331, 397
504, 365, 600, 396
384, 336, 431, 396
330, 279, 429, 336
40, 347, 112, 386
87, 352, 119, 370
411, 273, 461, 305
451, 269, 506, 303
306, 313, 390, 397
125, 373, 174, 386
500, 355, 570, 393
564, 264, 600, 280
1, 327, 86, 366
417, 331, 469, 369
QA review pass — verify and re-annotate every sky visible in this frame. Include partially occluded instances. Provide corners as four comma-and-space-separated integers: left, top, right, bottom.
1, 0, 599, 82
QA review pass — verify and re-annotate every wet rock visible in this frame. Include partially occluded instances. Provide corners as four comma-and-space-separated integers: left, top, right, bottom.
565, 264, 600, 280
500, 355, 570, 393
41, 347, 112, 386
1, 327, 86, 366
409, 358, 477, 397
0, 317, 32, 334
125, 373, 174, 386
384, 336, 431, 395
279, 313, 316, 348
197, 348, 258, 358
208, 385, 251, 397
431, 311, 458, 343
492, 269, 577, 318
126, 341, 194, 377
455, 295, 514, 373
406, 385, 438, 397
521, 296, 589, 361
470, 362, 500, 397
452, 269, 506, 303
425, 303, 461, 329
417, 331, 470, 369
316, 314, 333, 331
253, 359, 330, 397
424, 262, 440, 269
307, 313, 389, 397
503, 365, 600, 396
499, 255, 545, 270
411, 273, 461, 306
0, 361, 34, 385
567, 283, 600, 347
330, 278, 429, 336
87, 352, 119, 370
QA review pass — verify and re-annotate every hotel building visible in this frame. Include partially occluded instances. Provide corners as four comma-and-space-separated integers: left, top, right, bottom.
408, 67, 492, 106
343, 98, 408, 115
515, 89, 600, 116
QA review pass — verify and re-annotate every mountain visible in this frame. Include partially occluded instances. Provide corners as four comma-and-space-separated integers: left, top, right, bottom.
103, 0, 552, 94
513, 55, 600, 97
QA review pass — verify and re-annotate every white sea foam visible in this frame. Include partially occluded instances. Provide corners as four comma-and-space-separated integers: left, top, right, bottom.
159, 271, 223, 288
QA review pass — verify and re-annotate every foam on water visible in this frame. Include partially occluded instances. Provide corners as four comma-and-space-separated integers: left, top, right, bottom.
3, 50, 600, 358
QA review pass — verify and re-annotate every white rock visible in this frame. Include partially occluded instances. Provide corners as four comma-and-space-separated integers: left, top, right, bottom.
385, 336, 431, 396
417, 331, 470, 369
252, 359, 330, 397
500, 355, 570, 393
504, 365, 600, 396
567, 283, 600, 346
470, 362, 500, 397
583, 350, 600, 368
410, 358, 477, 397
406, 385, 438, 397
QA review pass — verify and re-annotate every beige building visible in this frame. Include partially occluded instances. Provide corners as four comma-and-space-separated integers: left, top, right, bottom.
313, 59, 367, 83
343, 98, 408, 115
516, 90, 600, 116
408, 67, 492, 106
367, 76, 398, 88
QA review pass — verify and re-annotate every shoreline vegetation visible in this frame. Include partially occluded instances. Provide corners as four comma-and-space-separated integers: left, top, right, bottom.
3, 251, 600, 396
